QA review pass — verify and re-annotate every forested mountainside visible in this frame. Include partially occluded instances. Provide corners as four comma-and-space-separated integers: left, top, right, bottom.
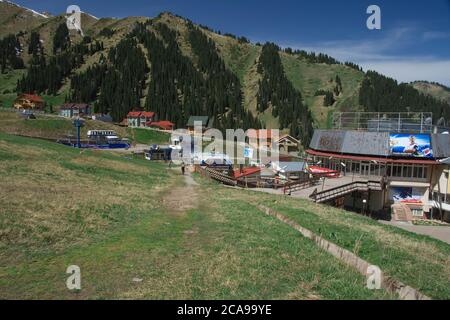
1, 0, 450, 145
359, 72, 450, 121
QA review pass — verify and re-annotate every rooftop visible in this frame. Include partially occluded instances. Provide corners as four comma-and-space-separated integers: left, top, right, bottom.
233, 167, 261, 179
17, 94, 44, 103
309, 129, 450, 160
332, 112, 450, 134
127, 111, 155, 118
59, 103, 89, 110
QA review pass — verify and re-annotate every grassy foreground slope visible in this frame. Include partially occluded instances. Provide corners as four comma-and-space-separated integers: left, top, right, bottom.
0, 133, 393, 299
217, 183, 450, 299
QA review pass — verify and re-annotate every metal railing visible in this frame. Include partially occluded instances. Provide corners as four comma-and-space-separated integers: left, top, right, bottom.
332, 112, 436, 133
310, 180, 382, 203
283, 178, 320, 193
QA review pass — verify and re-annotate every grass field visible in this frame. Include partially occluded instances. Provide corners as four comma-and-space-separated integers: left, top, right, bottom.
127, 127, 171, 145
215, 184, 450, 299
0, 110, 170, 145
1, 133, 448, 299
0, 132, 400, 299
0, 70, 25, 109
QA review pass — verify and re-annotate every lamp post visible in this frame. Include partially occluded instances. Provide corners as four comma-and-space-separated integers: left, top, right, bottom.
341, 162, 346, 176
362, 199, 367, 215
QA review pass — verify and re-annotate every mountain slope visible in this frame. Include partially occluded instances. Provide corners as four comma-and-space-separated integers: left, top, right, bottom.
412, 81, 450, 104
3, 3, 448, 143
0, 0, 48, 37
0, 3, 365, 136
280, 52, 364, 126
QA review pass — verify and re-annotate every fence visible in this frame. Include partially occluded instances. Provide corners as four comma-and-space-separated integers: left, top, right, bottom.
195, 165, 320, 192
332, 112, 434, 133
310, 180, 383, 203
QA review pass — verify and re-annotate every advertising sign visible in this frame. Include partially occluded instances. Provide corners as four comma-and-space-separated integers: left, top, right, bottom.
390, 187, 423, 204
244, 147, 254, 159
389, 134, 433, 158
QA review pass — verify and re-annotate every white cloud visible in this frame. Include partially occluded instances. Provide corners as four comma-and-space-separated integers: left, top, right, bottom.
422, 31, 450, 41
360, 60, 450, 86
282, 27, 415, 62
280, 26, 450, 86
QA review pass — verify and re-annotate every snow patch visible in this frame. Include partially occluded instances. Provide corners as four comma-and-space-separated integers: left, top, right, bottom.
82, 11, 99, 20
1, 0, 49, 19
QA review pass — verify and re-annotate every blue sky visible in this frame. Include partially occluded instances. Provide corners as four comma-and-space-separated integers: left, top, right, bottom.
11, 0, 450, 85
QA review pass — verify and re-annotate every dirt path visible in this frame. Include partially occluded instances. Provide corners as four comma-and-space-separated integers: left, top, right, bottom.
162, 167, 200, 215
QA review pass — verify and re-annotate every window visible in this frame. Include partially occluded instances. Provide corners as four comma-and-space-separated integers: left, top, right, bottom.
411, 209, 423, 217
392, 165, 400, 177
405, 166, 412, 178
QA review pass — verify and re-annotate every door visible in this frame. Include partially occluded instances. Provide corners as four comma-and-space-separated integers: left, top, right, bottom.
361, 163, 370, 177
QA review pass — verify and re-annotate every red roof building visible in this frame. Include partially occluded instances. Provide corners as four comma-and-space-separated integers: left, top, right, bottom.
126, 111, 157, 128
148, 121, 175, 131
233, 167, 262, 179
14, 94, 45, 110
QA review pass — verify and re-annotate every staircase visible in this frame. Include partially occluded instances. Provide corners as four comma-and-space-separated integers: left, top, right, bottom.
391, 203, 414, 222
310, 180, 382, 203
284, 178, 320, 193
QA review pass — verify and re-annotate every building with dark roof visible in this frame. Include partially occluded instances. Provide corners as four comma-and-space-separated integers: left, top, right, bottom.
59, 103, 91, 118
307, 114, 450, 222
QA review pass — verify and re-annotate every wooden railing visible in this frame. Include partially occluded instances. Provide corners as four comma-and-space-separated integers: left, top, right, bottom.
195, 166, 237, 186
195, 165, 321, 192
310, 180, 382, 203
283, 178, 320, 194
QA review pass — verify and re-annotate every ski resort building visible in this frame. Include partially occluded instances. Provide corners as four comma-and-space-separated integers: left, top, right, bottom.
14, 94, 44, 110
59, 103, 91, 118
127, 111, 157, 128
307, 113, 450, 222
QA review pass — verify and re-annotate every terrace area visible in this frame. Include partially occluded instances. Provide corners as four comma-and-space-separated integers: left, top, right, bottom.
331, 112, 450, 134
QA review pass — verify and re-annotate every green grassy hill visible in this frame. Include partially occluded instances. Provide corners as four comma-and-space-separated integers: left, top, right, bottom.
280, 52, 364, 127
191, 18, 364, 129
0, 110, 170, 145
0, 132, 448, 299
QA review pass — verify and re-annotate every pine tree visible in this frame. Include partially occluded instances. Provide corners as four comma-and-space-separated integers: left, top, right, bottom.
53, 23, 70, 54
256, 43, 313, 144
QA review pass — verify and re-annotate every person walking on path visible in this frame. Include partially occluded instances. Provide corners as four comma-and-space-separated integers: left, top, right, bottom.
181, 161, 186, 175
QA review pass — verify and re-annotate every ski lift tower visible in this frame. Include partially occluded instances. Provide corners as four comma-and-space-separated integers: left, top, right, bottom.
72, 118, 85, 148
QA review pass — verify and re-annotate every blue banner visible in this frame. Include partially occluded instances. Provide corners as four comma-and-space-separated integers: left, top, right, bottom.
389, 134, 433, 158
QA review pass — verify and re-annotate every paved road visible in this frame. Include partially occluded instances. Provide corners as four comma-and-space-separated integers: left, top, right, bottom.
379, 221, 450, 244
